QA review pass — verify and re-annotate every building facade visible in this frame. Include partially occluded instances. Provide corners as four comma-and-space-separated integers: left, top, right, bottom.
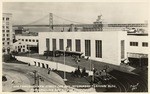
126, 34, 149, 66
12, 40, 28, 53
15, 35, 39, 53
2, 13, 13, 54
39, 31, 127, 65
15, 35, 39, 46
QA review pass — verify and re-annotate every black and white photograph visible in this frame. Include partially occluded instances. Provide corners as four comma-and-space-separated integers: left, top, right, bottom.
2, 1, 149, 92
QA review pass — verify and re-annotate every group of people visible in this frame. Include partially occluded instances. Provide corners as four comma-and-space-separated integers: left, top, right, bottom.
72, 55, 80, 64
71, 66, 88, 78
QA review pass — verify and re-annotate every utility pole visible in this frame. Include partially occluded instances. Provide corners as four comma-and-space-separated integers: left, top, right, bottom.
63, 47, 67, 81
49, 13, 53, 31
33, 70, 39, 92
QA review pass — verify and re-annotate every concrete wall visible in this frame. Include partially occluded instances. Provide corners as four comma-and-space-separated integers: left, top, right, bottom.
15, 56, 92, 75
39, 31, 127, 65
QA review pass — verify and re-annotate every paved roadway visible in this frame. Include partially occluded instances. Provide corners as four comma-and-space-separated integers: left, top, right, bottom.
105, 70, 148, 92
3, 59, 147, 92
2, 63, 66, 92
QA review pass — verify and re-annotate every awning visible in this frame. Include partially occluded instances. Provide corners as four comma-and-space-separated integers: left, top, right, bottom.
56, 50, 83, 56
127, 52, 148, 58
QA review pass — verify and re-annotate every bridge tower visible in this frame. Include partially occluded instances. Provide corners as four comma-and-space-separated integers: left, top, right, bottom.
49, 13, 53, 31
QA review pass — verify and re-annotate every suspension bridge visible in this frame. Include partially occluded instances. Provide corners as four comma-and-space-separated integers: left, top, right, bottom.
13, 13, 98, 28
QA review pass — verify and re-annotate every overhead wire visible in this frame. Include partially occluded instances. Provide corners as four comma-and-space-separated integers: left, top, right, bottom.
24, 14, 49, 25
53, 14, 86, 24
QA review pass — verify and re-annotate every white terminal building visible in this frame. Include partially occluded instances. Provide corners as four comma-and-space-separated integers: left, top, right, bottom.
38, 31, 149, 66
39, 31, 127, 65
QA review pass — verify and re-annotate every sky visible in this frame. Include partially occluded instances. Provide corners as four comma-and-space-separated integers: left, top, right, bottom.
3, 2, 149, 25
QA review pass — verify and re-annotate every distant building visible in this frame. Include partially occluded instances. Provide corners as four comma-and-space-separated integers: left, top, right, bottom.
15, 35, 39, 53
12, 40, 28, 53
2, 13, 13, 54
103, 23, 148, 33
15, 35, 38, 46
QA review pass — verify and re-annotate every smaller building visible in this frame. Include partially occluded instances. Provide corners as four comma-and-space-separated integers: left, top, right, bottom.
12, 40, 28, 53
15, 35, 38, 46
15, 35, 39, 53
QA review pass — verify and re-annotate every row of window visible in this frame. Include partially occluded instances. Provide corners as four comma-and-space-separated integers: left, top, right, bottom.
3, 38, 10, 41
3, 17, 9, 21
130, 42, 148, 47
15, 45, 26, 49
2, 30, 10, 33
18, 39, 38, 42
3, 42, 10, 45
2, 26, 9, 29
46, 39, 102, 58
108, 24, 147, 27
3, 34, 10, 37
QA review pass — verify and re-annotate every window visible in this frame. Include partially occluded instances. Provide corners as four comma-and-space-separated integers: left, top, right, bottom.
46, 38, 50, 51
6, 18, 9, 20
3, 34, 5, 37
75, 39, 81, 52
21, 46, 22, 48
3, 49, 5, 52
95, 40, 102, 58
7, 42, 9, 45
3, 17, 4, 20
3, 30, 5, 33
142, 42, 148, 47
59, 39, 64, 50
121, 40, 125, 59
6, 22, 9, 25
33, 39, 35, 42
85, 40, 91, 56
130, 42, 138, 46
29, 39, 31, 42
52, 39, 56, 50
6, 34, 9, 37
36, 40, 38, 42
23, 49, 25, 52
3, 42, 4, 45
6, 30, 9, 33
67, 39, 72, 51
7, 38, 10, 40
3, 38, 5, 41
2, 26, 5, 29
26, 39, 28, 41
6, 26, 9, 29
22, 39, 24, 41
23, 45, 25, 48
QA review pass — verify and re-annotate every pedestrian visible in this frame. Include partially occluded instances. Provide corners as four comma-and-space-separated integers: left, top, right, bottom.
48, 68, 51, 74
46, 54, 48, 59
86, 57, 89, 60
11, 80, 15, 84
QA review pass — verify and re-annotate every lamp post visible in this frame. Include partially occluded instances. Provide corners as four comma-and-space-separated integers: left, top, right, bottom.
89, 57, 91, 71
139, 55, 142, 70
63, 47, 67, 81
